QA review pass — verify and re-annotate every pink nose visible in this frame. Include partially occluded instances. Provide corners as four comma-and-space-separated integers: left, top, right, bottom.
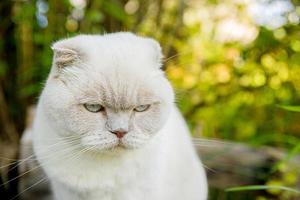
111, 131, 127, 139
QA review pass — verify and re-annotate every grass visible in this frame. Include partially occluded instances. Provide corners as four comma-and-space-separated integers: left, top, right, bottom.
226, 185, 300, 194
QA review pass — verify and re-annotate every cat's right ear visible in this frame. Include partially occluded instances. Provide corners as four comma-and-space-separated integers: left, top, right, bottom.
51, 42, 80, 68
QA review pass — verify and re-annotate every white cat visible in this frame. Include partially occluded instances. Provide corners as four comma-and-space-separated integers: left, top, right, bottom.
32, 32, 207, 200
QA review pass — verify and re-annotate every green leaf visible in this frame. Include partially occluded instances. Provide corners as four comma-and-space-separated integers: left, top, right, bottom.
272, 142, 300, 173
226, 185, 300, 194
277, 105, 300, 112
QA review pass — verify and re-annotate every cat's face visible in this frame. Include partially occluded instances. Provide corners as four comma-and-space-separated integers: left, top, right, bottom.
41, 33, 174, 152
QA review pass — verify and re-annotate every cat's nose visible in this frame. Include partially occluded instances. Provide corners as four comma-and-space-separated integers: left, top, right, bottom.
110, 130, 127, 138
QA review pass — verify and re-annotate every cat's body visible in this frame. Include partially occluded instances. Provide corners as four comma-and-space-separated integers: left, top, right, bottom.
33, 32, 207, 200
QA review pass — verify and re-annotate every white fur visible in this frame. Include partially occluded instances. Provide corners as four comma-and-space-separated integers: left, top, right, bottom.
33, 32, 207, 200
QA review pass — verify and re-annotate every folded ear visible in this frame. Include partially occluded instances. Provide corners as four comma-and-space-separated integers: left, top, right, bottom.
51, 43, 80, 68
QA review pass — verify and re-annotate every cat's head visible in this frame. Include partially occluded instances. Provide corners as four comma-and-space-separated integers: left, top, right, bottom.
41, 32, 174, 152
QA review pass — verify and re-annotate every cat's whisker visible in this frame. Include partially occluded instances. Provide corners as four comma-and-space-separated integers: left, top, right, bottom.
193, 138, 233, 146
201, 163, 217, 173
0, 161, 20, 170
0, 154, 41, 170
193, 141, 233, 147
0, 157, 20, 161
14, 145, 103, 200
9, 176, 48, 200
163, 51, 193, 63
10, 146, 91, 200
163, 53, 181, 63
35, 142, 83, 161
0, 144, 83, 187
0, 138, 81, 171
35, 135, 80, 142
32, 137, 80, 150
16, 145, 92, 199
193, 144, 225, 147
0, 140, 81, 171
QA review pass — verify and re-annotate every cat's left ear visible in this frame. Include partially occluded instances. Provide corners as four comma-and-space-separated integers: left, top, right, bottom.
147, 39, 164, 67
51, 42, 80, 68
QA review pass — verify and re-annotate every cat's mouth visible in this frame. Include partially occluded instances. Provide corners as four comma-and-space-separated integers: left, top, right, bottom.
115, 140, 125, 148
115, 139, 133, 149
108, 139, 140, 151
81, 134, 144, 152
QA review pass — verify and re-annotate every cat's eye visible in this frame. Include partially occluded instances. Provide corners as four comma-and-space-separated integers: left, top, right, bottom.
134, 104, 151, 112
84, 104, 104, 113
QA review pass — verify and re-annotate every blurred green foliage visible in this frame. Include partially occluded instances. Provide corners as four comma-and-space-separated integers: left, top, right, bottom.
1, 0, 300, 199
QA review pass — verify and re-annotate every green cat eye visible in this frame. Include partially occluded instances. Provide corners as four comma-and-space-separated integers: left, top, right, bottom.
84, 104, 104, 113
134, 104, 151, 112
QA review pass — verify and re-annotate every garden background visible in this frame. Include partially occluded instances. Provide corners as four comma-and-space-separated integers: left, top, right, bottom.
0, 0, 300, 199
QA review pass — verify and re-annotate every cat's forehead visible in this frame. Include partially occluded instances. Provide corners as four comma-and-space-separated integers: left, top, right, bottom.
75, 69, 160, 109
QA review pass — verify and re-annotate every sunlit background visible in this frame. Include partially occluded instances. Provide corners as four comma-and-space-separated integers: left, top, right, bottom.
0, 0, 300, 199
